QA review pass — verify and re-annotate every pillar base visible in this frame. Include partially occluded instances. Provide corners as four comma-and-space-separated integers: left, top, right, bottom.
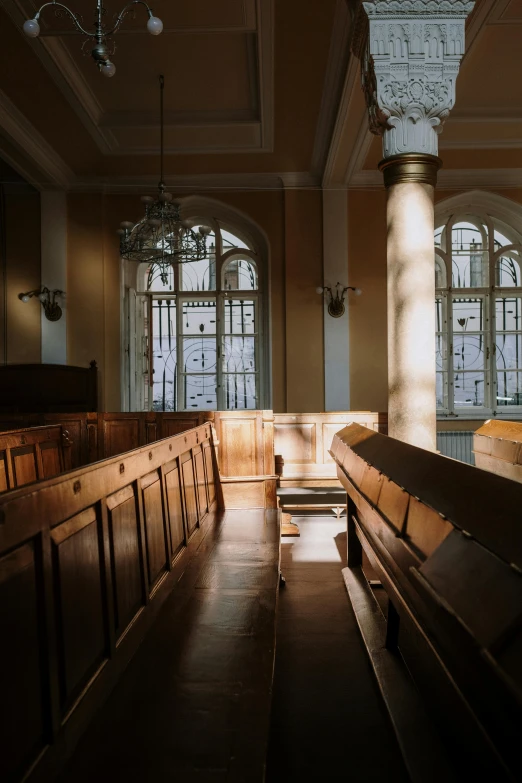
378, 154, 442, 189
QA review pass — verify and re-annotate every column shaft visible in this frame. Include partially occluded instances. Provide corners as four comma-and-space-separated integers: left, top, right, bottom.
386, 179, 436, 451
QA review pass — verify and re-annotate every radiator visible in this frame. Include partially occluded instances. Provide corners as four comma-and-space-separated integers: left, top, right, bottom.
437, 431, 475, 466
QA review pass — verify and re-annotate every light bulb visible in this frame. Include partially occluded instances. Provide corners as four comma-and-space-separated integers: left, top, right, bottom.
147, 16, 163, 35
19, 294, 30, 303
101, 61, 116, 78
23, 18, 40, 38
354, 288, 362, 296
316, 286, 324, 295
38, 293, 47, 303
159, 191, 173, 202
120, 221, 134, 229
140, 195, 154, 204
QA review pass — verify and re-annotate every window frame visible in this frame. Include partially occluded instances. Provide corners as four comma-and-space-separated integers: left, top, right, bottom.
122, 211, 267, 413
435, 208, 522, 418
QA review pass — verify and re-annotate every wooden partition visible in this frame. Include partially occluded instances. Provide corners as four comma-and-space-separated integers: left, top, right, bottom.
331, 424, 522, 781
473, 419, 522, 482
274, 412, 387, 486
0, 425, 72, 492
0, 362, 97, 413
0, 424, 220, 783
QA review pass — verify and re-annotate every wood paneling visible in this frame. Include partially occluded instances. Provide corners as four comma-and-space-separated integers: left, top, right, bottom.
0, 423, 220, 783
0, 542, 46, 783
107, 485, 144, 638
52, 508, 107, 710
181, 452, 198, 536
141, 471, 168, 590
474, 419, 522, 483
0, 363, 97, 413
0, 425, 68, 492
274, 412, 388, 486
164, 462, 185, 557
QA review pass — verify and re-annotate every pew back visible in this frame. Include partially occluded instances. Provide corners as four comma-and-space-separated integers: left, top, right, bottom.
0, 425, 71, 492
473, 419, 522, 482
0, 423, 219, 783
331, 424, 522, 781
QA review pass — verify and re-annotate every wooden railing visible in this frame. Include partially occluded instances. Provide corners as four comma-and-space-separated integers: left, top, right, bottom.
0, 424, 220, 783
331, 423, 522, 781
0, 425, 72, 492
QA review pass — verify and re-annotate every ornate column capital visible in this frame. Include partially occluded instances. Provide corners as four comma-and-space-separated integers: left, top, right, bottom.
355, 0, 475, 159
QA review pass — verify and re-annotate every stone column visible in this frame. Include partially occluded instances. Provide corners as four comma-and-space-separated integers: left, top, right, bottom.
355, 0, 474, 450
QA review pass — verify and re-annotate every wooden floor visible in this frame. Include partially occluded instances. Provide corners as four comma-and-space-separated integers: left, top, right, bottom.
56, 509, 280, 783
266, 515, 409, 782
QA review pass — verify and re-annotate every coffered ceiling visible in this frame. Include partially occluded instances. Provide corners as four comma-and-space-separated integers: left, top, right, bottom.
0, 0, 520, 192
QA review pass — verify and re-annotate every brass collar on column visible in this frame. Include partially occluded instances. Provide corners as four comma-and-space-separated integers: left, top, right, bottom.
378, 153, 442, 189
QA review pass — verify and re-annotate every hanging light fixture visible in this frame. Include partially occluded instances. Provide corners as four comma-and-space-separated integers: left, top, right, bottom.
23, 1, 163, 78
118, 75, 210, 281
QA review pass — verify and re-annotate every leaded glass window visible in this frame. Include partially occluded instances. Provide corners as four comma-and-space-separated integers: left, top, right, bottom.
435, 211, 522, 414
127, 217, 263, 412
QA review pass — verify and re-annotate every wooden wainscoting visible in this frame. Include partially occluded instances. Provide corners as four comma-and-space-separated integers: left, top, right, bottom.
0, 423, 220, 783
0, 425, 72, 492
273, 412, 388, 487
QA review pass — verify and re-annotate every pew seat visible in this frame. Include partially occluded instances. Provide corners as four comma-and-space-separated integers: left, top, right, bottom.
58, 507, 280, 783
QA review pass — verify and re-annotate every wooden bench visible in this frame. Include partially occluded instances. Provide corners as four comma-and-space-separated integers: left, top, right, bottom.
331, 424, 522, 782
0, 424, 280, 783
473, 419, 522, 482
0, 424, 72, 492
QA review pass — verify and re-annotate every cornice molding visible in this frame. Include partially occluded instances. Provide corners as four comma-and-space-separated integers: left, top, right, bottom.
0, 89, 74, 189
310, 0, 354, 178
362, 2, 475, 16
69, 171, 321, 194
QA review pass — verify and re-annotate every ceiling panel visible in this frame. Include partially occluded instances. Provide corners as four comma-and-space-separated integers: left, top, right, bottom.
24, 0, 256, 33
501, 0, 522, 20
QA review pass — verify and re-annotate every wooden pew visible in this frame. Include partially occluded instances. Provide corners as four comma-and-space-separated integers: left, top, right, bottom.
474, 419, 522, 482
0, 424, 280, 783
331, 424, 522, 782
0, 424, 72, 492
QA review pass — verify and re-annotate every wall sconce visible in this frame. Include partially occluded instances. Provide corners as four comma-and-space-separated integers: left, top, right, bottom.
316, 282, 362, 318
18, 287, 64, 321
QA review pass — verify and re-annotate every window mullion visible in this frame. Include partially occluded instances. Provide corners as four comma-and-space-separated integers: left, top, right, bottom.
448, 291, 455, 414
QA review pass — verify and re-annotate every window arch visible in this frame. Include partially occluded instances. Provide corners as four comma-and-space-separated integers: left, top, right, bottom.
122, 199, 268, 412
434, 194, 522, 415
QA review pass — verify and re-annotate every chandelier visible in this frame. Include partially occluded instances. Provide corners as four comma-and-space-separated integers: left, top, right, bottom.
118, 75, 210, 282
23, 0, 163, 77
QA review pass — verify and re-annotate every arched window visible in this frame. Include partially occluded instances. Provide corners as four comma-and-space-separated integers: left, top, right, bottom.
434, 199, 522, 415
122, 203, 267, 412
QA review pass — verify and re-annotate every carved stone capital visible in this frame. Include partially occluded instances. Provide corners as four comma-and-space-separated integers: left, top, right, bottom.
356, 0, 475, 158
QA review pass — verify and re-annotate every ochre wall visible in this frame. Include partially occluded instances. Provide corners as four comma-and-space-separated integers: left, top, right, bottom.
66, 188, 325, 413
347, 189, 388, 412
0, 188, 41, 365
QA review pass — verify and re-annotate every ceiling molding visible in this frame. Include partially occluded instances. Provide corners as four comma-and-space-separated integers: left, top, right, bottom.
322, 53, 362, 186
257, 0, 274, 152
310, 0, 354, 178
348, 168, 522, 190
0, 89, 74, 189
439, 139, 522, 150
69, 171, 319, 193
2, 0, 274, 158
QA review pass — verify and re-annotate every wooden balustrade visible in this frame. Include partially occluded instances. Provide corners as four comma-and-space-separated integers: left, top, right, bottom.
473, 419, 522, 482
331, 423, 522, 781
0, 425, 72, 492
0, 423, 221, 783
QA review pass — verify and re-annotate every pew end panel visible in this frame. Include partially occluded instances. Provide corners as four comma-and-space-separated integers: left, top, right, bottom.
0, 423, 223, 783
331, 423, 522, 782
474, 419, 522, 482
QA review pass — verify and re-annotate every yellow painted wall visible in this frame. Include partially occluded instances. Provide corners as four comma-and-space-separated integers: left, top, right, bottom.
0, 188, 41, 365
67, 189, 324, 413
